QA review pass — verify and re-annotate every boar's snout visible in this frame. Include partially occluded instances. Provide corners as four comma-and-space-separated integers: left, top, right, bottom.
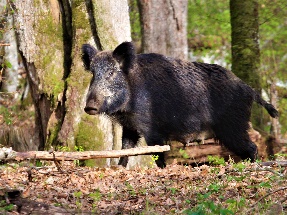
84, 99, 100, 115
84, 106, 98, 115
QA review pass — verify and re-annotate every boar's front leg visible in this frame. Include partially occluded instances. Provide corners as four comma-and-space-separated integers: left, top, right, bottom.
118, 127, 140, 167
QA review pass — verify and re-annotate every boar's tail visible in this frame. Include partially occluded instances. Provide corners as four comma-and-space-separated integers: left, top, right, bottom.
254, 93, 279, 118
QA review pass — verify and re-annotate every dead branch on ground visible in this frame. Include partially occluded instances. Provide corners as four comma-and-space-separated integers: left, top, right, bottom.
0, 145, 170, 161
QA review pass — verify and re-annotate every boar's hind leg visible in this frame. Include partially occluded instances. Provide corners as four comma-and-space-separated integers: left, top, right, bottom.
214, 120, 258, 162
118, 127, 140, 167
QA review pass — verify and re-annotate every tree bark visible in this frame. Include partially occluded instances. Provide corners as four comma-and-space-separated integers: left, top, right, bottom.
230, 0, 263, 130
138, 0, 188, 59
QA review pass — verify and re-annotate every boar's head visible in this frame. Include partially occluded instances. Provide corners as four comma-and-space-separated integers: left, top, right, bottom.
82, 42, 135, 115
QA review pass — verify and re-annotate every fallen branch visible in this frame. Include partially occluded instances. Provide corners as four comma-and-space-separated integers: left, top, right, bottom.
260, 161, 287, 167
0, 145, 170, 161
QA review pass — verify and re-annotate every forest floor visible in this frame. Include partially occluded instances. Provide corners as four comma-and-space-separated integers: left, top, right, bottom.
0, 157, 287, 215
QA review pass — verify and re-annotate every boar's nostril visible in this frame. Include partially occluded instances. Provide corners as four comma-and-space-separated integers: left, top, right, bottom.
84, 106, 98, 115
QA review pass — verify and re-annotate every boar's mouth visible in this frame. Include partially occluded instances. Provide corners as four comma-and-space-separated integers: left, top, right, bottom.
84, 107, 99, 115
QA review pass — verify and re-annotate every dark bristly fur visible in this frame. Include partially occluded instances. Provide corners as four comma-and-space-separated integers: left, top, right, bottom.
82, 42, 279, 168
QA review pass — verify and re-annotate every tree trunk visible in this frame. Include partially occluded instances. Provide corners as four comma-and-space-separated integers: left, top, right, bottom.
1, 7, 19, 100
230, 0, 262, 129
270, 78, 280, 139
138, 0, 188, 59
8, 0, 152, 168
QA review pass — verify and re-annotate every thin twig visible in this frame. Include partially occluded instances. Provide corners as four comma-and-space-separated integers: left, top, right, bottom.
51, 150, 63, 173
253, 167, 283, 177
247, 186, 287, 212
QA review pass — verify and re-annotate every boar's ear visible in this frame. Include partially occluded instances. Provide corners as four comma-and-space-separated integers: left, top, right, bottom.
112, 42, 136, 73
82, 44, 98, 70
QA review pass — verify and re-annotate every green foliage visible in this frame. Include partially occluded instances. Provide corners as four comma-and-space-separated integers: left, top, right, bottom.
125, 182, 136, 197
73, 191, 83, 209
0, 200, 14, 212
73, 191, 83, 198
149, 154, 159, 167
128, 0, 141, 43
89, 189, 102, 202
275, 153, 287, 160
207, 155, 225, 166
1, 60, 12, 69
58, 145, 83, 152
232, 162, 246, 173
186, 0, 287, 135
35, 160, 43, 167
188, 0, 231, 65
258, 0, 287, 134
151, 154, 159, 162
184, 192, 234, 215
168, 187, 178, 195
179, 149, 190, 159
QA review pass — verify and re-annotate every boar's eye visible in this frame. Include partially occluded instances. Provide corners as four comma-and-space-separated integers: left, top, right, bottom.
105, 71, 114, 80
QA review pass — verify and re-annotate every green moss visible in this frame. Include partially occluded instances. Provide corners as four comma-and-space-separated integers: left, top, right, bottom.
93, 3, 118, 50
45, 121, 61, 149
72, 2, 88, 30
68, 1, 92, 91
34, 3, 64, 106
75, 114, 107, 167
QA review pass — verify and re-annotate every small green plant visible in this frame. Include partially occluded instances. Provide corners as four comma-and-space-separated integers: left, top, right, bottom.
125, 182, 136, 197
99, 172, 104, 179
225, 198, 246, 212
35, 160, 43, 167
73, 191, 83, 209
89, 189, 102, 202
149, 154, 159, 167
73, 191, 83, 198
207, 155, 225, 166
168, 187, 178, 195
227, 175, 246, 182
232, 162, 246, 172
0, 200, 14, 212
184, 192, 234, 215
179, 148, 190, 159
1, 60, 12, 69
258, 181, 272, 189
58, 146, 70, 152
275, 153, 287, 160
207, 183, 221, 193
75, 145, 84, 152
74, 145, 84, 166
54, 202, 62, 207
151, 154, 159, 162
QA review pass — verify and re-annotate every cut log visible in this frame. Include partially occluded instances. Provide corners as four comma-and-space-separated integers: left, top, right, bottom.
0, 145, 170, 161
